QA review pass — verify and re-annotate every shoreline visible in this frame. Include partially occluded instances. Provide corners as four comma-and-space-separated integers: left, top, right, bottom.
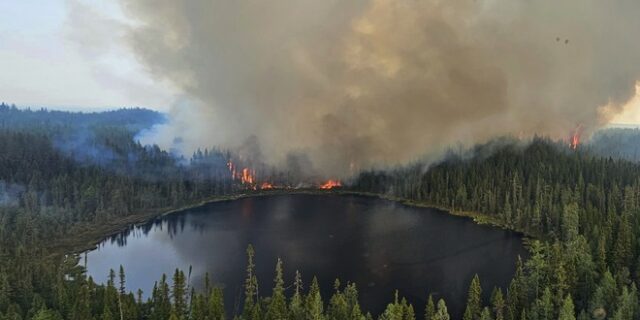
57, 189, 532, 256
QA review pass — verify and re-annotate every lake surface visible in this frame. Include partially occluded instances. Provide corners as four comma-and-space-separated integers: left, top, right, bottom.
85, 194, 527, 318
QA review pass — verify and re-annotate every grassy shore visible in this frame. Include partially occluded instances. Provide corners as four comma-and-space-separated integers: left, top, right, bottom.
54, 188, 531, 256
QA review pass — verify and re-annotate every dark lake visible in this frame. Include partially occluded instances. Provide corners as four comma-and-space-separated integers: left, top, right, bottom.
85, 194, 527, 318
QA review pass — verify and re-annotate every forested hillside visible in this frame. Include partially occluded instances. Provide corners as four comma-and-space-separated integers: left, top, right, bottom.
353, 137, 640, 319
2, 105, 640, 319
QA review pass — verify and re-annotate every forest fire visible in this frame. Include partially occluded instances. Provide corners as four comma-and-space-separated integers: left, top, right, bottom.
227, 160, 278, 190
227, 160, 257, 187
229, 160, 344, 190
319, 180, 342, 189
260, 182, 274, 190
241, 168, 255, 184
569, 125, 583, 150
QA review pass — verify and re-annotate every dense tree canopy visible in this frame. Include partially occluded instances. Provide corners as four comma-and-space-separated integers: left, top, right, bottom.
2, 105, 640, 319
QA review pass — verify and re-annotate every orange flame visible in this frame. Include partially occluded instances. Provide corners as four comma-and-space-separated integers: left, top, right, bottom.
227, 160, 258, 188
241, 168, 255, 184
569, 124, 583, 150
319, 180, 342, 189
260, 182, 274, 190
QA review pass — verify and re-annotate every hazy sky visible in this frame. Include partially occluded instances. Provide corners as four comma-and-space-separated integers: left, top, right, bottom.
0, 0, 175, 111
0, 0, 639, 126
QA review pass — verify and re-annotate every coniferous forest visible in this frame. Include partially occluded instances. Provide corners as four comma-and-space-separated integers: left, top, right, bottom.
2, 104, 640, 319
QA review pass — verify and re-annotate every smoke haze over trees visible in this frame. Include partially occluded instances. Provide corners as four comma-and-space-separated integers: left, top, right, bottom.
98, 0, 640, 176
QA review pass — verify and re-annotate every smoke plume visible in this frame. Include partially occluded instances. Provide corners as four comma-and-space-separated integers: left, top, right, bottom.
118, 0, 640, 176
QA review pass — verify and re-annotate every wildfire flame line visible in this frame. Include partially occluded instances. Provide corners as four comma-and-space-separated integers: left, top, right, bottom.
319, 180, 342, 189
228, 160, 342, 190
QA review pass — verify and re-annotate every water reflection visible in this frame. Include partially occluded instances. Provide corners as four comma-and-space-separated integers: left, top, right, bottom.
86, 194, 526, 318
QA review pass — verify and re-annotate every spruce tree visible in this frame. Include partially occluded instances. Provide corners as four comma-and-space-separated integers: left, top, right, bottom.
289, 271, 305, 320
561, 203, 579, 242
327, 280, 348, 320
244, 245, 258, 320
613, 214, 633, 272
424, 295, 435, 320
558, 295, 575, 320
490, 288, 504, 320
209, 287, 225, 320
432, 299, 449, 320
172, 269, 187, 319
266, 258, 287, 320
464, 274, 482, 320
480, 307, 492, 320
306, 277, 324, 320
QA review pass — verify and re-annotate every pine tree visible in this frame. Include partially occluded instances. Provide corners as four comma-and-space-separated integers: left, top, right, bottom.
244, 245, 259, 320
611, 285, 637, 320
119, 265, 126, 295
327, 280, 348, 320
518, 309, 525, 320
290, 271, 305, 320
558, 295, 575, 320
464, 274, 482, 320
424, 295, 435, 320
101, 304, 114, 320
379, 291, 404, 320
432, 299, 449, 320
118, 265, 126, 320
172, 269, 187, 319
266, 258, 287, 320
561, 203, 579, 242
490, 288, 504, 320
70, 282, 91, 320
480, 307, 492, 320
403, 300, 415, 320
596, 235, 608, 275
209, 287, 225, 320
506, 258, 525, 320
589, 270, 616, 317
306, 277, 324, 320
191, 294, 207, 320
613, 213, 633, 273
535, 287, 552, 320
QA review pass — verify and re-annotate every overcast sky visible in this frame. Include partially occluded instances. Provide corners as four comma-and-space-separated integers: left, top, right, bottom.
0, 0, 176, 111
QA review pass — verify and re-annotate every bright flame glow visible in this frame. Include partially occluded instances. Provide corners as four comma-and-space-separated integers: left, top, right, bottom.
569, 124, 583, 150
319, 180, 342, 189
260, 182, 274, 190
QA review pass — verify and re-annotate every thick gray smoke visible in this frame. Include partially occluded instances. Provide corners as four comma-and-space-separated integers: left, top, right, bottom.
119, 0, 640, 176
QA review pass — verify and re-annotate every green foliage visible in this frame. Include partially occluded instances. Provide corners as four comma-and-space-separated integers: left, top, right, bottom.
424, 295, 435, 320
464, 274, 482, 320
378, 292, 415, 320
306, 277, 324, 320
480, 307, 492, 320
558, 295, 575, 320
266, 259, 287, 320
5, 112, 640, 320
490, 288, 504, 320
432, 299, 450, 320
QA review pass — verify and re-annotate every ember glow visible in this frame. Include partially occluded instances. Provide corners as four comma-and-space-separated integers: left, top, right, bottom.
260, 182, 274, 190
319, 180, 342, 190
